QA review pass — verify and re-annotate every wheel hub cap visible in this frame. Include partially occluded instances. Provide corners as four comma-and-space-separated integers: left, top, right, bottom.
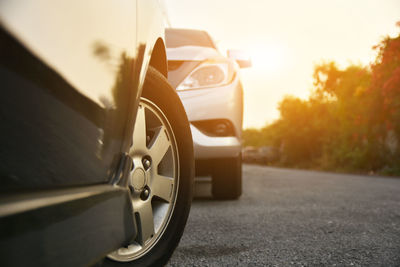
131, 168, 146, 191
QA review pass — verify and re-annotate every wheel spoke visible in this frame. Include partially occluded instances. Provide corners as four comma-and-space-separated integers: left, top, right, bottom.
149, 126, 170, 164
135, 201, 155, 245
132, 105, 147, 151
152, 174, 174, 202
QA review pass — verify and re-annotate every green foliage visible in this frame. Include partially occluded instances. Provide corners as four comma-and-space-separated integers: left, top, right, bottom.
242, 128, 265, 147
243, 26, 400, 175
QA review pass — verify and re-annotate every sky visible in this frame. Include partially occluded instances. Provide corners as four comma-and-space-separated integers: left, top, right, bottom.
165, 0, 400, 129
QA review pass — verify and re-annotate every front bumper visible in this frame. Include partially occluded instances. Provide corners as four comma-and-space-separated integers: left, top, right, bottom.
178, 76, 243, 160
190, 124, 241, 159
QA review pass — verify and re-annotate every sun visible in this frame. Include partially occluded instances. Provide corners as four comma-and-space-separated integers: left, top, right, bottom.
248, 43, 288, 74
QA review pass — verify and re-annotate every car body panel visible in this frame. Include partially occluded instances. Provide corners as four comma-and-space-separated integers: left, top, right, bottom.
0, 0, 169, 265
0, 0, 140, 188
167, 46, 220, 62
0, 186, 134, 267
0, 0, 137, 109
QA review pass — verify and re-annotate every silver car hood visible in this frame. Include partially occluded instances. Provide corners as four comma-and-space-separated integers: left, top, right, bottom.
166, 45, 220, 61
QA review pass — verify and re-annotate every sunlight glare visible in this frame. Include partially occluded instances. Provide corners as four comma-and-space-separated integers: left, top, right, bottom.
249, 44, 288, 75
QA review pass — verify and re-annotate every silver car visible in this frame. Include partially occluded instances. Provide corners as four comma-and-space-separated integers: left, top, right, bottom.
166, 28, 250, 199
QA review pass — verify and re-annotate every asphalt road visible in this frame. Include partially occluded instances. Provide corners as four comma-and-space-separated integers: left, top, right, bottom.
167, 164, 400, 267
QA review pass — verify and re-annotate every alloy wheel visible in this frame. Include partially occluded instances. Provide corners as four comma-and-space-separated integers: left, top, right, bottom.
108, 97, 179, 262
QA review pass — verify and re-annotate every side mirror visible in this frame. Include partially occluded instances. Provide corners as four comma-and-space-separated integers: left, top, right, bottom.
227, 50, 252, 68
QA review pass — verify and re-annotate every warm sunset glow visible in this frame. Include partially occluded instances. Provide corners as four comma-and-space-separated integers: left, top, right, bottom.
166, 0, 400, 128
248, 44, 288, 74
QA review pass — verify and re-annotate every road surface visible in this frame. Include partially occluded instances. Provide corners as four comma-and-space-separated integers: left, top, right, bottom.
168, 164, 400, 266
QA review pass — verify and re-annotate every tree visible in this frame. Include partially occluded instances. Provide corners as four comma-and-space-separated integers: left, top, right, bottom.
243, 24, 400, 174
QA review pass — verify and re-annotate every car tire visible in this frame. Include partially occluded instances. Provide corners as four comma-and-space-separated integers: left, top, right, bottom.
211, 154, 242, 200
102, 67, 194, 267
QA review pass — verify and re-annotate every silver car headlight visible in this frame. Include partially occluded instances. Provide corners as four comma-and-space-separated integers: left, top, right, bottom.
176, 60, 235, 91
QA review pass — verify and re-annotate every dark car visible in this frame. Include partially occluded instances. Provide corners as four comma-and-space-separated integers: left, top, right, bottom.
242, 146, 260, 163
0, 1, 194, 266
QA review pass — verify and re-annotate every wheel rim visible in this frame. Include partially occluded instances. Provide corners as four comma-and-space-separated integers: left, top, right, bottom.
108, 97, 179, 262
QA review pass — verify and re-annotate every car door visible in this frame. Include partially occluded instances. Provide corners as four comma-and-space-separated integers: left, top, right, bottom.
0, 1, 142, 266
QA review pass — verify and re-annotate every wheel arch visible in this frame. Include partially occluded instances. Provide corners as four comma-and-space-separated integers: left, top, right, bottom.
149, 38, 168, 78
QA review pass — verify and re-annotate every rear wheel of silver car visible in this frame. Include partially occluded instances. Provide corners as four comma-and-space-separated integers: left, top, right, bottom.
212, 154, 242, 200
103, 67, 194, 266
